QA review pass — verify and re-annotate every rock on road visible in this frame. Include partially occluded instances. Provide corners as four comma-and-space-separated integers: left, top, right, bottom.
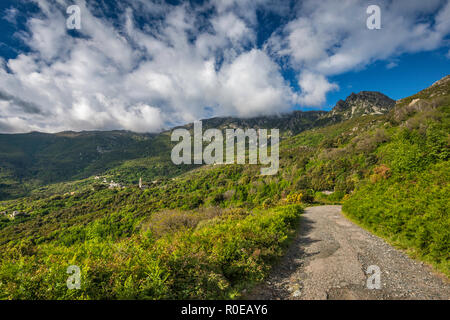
249, 205, 450, 300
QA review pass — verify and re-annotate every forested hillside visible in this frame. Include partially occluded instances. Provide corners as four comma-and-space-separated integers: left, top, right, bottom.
0, 130, 201, 200
0, 91, 394, 200
343, 76, 450, 275
0, 76, 448, 299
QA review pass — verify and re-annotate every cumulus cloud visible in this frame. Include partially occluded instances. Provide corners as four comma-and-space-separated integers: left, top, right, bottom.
217, 49, 292, 117
0, 0, 449, 132
295, 72, 338, 106
0, 0, 293, 133
266, 0, 450, 105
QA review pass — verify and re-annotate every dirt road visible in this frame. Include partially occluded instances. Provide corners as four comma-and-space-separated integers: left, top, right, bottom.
249, 205, 450, 300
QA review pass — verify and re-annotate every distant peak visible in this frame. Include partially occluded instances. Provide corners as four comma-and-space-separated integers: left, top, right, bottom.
431, 75, 450, 88
347, 91, 391, 100
329, 91, 395, 120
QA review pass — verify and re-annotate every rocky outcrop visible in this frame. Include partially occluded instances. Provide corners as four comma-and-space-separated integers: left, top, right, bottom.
430, 75, 450, 88
8, 211, 29, 219
327, 91, 395, 121
175, 91, 396, 137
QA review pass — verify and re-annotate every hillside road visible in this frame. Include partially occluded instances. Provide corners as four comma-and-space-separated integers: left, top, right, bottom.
249, 205, 450, 300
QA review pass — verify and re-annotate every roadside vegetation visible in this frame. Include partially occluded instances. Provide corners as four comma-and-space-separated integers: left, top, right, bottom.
344, 92, 450, 276
0, 205, 302, 299
0, 77, 448, 298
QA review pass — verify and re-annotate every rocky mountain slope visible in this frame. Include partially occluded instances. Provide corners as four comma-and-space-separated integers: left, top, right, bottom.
328, 91, 395, 121
179, 110, 328, 136
180, 91, 396, 135
0, 75, 448, 299
0, 91, 396, 200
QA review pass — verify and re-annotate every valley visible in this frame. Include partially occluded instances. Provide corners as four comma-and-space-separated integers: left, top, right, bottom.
0, 76, 448, 299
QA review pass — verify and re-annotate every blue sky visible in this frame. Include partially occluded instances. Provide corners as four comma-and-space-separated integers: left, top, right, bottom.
0, 0, 449, 133
324, 48, 450, 110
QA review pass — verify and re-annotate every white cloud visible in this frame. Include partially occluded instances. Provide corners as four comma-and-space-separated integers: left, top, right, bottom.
211, 12, 254, 46
386, 61, 398, 69
3, 7, 19, 24
0, 0, 292, 133
0, 0, 449, 133
267, 0, 450, 106
295, 72, 338, 106
217, 49, 292, 117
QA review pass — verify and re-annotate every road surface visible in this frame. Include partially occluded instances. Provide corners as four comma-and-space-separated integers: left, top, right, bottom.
249, 205, 450, 300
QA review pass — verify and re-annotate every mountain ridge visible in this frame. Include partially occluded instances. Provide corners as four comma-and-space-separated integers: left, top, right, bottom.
1, 91, 396, 137
0, 74, 448, 299
1, 75, 448, 201
328, 91, 395, 120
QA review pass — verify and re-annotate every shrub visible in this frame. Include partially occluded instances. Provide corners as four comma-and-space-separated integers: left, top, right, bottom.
0, 205, 303, 299
343, 161, 450, 276
286, 193, 303, 204
369, 164, 391, 183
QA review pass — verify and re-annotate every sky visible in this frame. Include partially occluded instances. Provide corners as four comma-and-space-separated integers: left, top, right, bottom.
0, 0, 449, 133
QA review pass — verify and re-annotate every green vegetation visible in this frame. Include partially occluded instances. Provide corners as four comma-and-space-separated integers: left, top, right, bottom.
0, 205, 302, 299
0, 76, 448, 298
343, 162, 449, 275
343, 84, 450, 275
0, 131, 194, 200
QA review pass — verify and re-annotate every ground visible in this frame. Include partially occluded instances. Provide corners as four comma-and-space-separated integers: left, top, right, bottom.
248, 205, 450, 300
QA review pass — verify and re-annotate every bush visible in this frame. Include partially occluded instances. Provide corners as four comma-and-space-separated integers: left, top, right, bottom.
343, 161, 450, 276
0, 205, 303, 299
369, 164, 391, 183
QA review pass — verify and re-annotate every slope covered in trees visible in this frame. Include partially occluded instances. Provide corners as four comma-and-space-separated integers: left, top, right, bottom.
0, 76, 448, 298
0, 90, 395, 200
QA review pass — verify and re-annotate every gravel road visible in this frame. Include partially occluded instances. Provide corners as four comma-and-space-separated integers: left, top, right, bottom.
249, 205, 450, 300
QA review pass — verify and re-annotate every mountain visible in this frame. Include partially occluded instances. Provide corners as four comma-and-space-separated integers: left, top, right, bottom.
328, 91, 395, 120
0, 91, 395, 200
180, 110, 328, 136
181, 90, 396, 134
430, 74, 450, 89
396, 74, 450, 108
0, 75, 448, 299
0, 130, 181, 200
178, 90, 395, 136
